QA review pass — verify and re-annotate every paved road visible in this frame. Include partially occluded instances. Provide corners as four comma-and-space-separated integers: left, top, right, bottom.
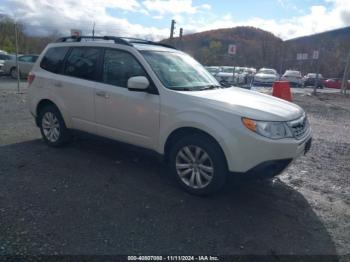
0, 79, 349, 257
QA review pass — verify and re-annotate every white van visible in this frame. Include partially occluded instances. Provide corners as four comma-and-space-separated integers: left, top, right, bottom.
27, 36, 312, 195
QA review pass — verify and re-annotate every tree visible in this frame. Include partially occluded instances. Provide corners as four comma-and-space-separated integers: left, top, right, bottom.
1, 37, 15, 53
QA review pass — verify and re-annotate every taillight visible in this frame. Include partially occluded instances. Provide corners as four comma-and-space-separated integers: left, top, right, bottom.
28, 72, 35, 85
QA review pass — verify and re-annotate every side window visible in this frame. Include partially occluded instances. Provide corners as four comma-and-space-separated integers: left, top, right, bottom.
64, 47, 100, 81
103, 49, 146, 88
19, 56, 32, 62
40, 47, 69, 73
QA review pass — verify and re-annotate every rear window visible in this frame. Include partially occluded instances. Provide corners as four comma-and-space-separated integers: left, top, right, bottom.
41, 47, 69, 73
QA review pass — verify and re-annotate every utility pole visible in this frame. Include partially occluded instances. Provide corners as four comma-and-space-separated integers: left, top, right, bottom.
179, 28, 183, 40
341, 50, 350, 95
14, 22, 20, 94
313, 50, 320, 95
92, 21, 95, 40
170, 19, 176, 39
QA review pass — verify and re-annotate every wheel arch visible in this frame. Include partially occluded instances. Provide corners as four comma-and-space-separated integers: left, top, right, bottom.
163, 127, 228, 169
35, 99, 72, 128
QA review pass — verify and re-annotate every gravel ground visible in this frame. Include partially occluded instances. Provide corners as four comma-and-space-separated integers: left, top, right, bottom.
0, 80, 349, 258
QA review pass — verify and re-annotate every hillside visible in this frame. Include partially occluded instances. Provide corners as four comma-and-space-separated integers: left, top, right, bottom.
0, 15, 59, 54
163, 27, 284, 70
162, 26, 350, 77
285, 27, 350, 78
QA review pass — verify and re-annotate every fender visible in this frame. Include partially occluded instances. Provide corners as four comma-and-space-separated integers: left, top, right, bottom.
158, 109, 239, 171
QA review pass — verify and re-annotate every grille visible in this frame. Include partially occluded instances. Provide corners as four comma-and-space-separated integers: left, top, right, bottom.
288, 115, 309, 139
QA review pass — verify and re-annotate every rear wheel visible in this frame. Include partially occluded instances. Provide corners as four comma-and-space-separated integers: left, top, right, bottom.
10, 67, 18, 79
169, 134, 228, 195
38, 105, 71, 147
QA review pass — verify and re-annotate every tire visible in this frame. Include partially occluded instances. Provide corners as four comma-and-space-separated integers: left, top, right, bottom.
169, 134, 228, 196
38, 105, 71, 147
10, 67, 18, 79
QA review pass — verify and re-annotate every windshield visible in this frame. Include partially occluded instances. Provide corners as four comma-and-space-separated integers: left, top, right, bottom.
307, 73, 322, 78
221, 67, 235, 73
258, 69, 276, 75
206, 67, 220, 74
141, 50, 220, 91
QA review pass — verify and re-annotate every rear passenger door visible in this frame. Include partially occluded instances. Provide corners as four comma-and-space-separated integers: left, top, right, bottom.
56, 47, 101, 133
94, 48, 160, 150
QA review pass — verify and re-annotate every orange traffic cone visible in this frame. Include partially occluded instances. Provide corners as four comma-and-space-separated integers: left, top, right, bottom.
272, 81, 292, 102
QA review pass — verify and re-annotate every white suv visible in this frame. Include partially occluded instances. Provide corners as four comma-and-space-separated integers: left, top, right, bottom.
27, 36, 312, 195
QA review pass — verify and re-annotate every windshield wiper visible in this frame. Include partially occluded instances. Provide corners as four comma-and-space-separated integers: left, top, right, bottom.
198, 85, 221, 90
173, 87, 195, 91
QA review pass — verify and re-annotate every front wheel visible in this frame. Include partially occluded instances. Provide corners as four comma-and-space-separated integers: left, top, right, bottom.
169, 134, 228, 195
38, 105, 71, 147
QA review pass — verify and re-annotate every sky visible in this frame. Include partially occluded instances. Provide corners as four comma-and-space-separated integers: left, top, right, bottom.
0, 0, 349, 40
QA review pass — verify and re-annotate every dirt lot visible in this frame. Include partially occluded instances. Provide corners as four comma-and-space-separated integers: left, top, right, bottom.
0, 80, 349, 258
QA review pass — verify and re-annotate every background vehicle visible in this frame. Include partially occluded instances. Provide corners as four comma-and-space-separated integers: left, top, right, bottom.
215, 66, 235, 86
324, 78, 350, 89
253, 68, 279, 86
281, 70, 302, 87
28, 36, 311, 195
0, 53, 14, 75
235, 67, 255, 86
204, 66, 221, 76
3, 54, 39, 78
302, 73, 324, 88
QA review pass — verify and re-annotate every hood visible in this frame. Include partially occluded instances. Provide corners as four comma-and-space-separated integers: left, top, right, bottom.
180, 87, 303, 121
255, 73, 276, 78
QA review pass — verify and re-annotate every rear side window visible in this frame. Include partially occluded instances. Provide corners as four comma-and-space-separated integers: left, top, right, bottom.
41, 47, 69, 73
103, 49, 146, 88
19, 56, 33, 62
64, 47, 100, 81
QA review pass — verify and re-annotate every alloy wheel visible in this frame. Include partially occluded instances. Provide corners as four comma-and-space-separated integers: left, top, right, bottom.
175, 145, 214, 189
42, 112, 60, 143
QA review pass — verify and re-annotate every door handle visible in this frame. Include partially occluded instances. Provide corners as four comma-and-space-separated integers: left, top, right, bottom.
95, 91, 109, 98
54, 82, 63, 88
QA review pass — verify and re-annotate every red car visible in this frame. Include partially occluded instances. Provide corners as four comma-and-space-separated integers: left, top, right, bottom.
324, 78, 350, 89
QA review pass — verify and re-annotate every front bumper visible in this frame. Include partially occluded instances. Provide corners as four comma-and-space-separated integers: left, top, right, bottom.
253, 79, 275, 86
232, 136, 312, 178
240, 158, 293, 178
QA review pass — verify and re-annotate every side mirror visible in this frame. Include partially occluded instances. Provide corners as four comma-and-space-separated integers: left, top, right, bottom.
127, 76, 149, 91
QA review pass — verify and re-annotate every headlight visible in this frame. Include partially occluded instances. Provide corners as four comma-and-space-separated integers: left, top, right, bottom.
242, 118, 293, 139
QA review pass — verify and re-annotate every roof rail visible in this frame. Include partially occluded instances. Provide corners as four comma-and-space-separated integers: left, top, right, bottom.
120, 37, 177, 49
55, 35, 176, 49
55, 36, 132, 46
